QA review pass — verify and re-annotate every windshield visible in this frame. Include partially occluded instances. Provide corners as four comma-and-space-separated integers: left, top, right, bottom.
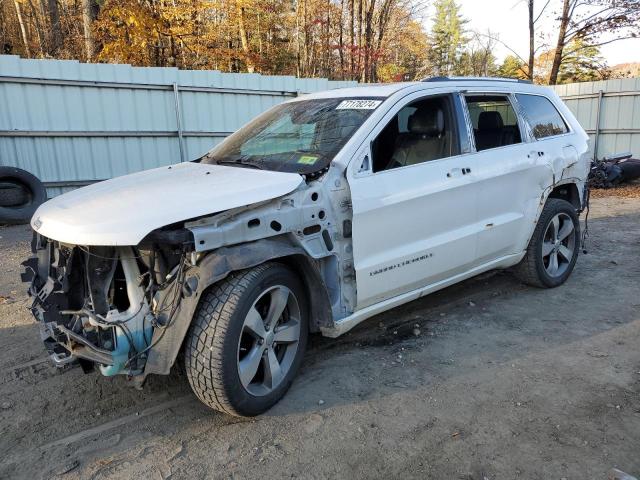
201, 97, 383, 174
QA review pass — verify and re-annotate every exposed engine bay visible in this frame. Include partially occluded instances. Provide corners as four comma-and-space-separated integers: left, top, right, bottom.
22, 182, 343, 384
20, 158, 352, 388
23, 229, 194, 379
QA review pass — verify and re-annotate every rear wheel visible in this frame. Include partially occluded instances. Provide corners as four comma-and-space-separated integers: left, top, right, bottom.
184, 262, 308, 416
513, 198, 580, 288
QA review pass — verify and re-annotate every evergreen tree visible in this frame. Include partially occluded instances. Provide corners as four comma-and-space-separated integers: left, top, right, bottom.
427, 0, 468, 77
557, 39, 607, 84
498, 55, 528, 80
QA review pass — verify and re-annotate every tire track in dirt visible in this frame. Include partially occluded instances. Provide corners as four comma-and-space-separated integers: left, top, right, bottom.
39, 395, 195, 450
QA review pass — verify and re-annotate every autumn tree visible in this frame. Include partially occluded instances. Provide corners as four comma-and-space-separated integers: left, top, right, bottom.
548, 0, 640, 84
47, 0, 63, 55
82, 0, 100, 60
377, 12, 429, 81
528, 0, 534, 79
12, 0, 31, 57
527, 0, 552, 80
1, 0, 634, 87
1, 0, 101, 59
90, 0, 430, 81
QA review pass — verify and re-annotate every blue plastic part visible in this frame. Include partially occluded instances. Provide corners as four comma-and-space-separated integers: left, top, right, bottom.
99, 322, 152, 376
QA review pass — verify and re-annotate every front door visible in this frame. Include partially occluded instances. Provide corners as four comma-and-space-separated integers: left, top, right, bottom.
348, 92, 480, 309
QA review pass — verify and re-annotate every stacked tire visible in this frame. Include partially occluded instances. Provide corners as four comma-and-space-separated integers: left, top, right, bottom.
0, 167, 47, 225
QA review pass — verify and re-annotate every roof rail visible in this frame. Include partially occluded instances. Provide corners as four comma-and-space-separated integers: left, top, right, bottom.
422, 76, 533, 84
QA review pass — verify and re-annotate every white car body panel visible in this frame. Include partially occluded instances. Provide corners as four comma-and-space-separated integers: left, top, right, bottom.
31, 162, 303, 246
349, 155, 480, 308
340, 83, 589, 316
472, 138, 550, 263
345, 87, 482, 308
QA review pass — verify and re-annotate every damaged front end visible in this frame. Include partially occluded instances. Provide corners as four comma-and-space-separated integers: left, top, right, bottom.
22, 231, 193, 378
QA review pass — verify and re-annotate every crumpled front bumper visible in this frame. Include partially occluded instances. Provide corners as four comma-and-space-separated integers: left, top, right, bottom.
22, 235, 121, 372
22, 237, 83, 368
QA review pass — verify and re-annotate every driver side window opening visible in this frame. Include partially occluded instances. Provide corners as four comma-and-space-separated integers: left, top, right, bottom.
371, 95, 460, 173
464, 94, 522, 152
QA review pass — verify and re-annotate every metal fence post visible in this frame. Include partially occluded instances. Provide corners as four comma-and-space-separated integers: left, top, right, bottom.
173, 82, 186, 162
593, 89, 604, 161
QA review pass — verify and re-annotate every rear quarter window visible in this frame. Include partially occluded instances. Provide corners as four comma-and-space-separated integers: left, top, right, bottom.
515, 94, 569, 139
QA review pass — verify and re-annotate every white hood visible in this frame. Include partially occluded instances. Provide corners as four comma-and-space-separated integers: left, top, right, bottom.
31, 162, 303, 246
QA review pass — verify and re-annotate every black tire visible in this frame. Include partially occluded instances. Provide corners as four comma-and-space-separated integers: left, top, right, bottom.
0, 167, 47, 225
513, 198, 580, 288
619, 159, 640, 183
184, 262, 308, 417
0, 182, 29, 207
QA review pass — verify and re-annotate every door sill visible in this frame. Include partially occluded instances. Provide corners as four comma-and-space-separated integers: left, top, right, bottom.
321, 252, 523, 338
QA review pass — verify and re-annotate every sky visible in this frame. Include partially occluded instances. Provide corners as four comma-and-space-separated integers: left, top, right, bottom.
425, 0, 640, 67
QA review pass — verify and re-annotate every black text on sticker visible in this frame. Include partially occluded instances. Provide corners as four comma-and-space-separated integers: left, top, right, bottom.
336, 99, 382, 110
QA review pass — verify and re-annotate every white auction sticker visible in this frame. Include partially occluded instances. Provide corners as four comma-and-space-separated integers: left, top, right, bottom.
336, 99, 382, 110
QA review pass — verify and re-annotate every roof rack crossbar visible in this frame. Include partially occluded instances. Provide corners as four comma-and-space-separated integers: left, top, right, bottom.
421, 76, 533, 84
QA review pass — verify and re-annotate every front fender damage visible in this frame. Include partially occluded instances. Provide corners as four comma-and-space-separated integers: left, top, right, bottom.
24, 231, 333, 384
24, 169, 351, 386
143, 236, 333, 377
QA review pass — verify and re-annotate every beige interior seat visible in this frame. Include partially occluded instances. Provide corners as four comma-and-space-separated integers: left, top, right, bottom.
387, 108, 446, 169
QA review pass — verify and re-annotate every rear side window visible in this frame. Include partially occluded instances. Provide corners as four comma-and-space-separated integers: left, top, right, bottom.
465, 95, 522, 152
515, 94, 568, 139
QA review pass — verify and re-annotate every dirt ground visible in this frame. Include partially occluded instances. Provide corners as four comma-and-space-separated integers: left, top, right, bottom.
1, 189, 639, 480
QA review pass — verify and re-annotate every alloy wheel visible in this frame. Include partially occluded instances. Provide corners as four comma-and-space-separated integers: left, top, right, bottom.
237, 285, 301, 396
541, 212, 576, 278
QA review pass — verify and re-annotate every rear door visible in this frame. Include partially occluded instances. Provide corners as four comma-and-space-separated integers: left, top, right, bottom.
347, 90, 480, 309
463, 92, 550, 263
514, 92, 577, 185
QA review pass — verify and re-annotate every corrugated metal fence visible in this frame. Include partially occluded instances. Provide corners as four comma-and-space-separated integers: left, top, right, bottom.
551, 78, 640, 161
0, 56, 355, 196
1, 55, 638, 197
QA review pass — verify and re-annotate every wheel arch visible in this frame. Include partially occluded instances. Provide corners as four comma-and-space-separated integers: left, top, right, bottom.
513, 196, 581, 288
143, 236, 333, 377
547, 181, 582, 211
194, 236, 333, 333
516, 180, 583, 263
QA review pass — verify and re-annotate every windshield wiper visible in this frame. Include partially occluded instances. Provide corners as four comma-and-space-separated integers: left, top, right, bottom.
215, 159, 264, 170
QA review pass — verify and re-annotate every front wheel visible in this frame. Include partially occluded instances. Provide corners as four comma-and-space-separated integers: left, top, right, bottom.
513, 198, 580, 288
184, 262, 308, 416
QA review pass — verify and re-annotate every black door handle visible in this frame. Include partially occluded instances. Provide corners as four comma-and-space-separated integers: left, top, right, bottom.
446, 167, 472, 178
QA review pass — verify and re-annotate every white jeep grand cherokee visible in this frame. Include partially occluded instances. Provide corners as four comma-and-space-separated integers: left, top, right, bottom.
24, 78, 589, 416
